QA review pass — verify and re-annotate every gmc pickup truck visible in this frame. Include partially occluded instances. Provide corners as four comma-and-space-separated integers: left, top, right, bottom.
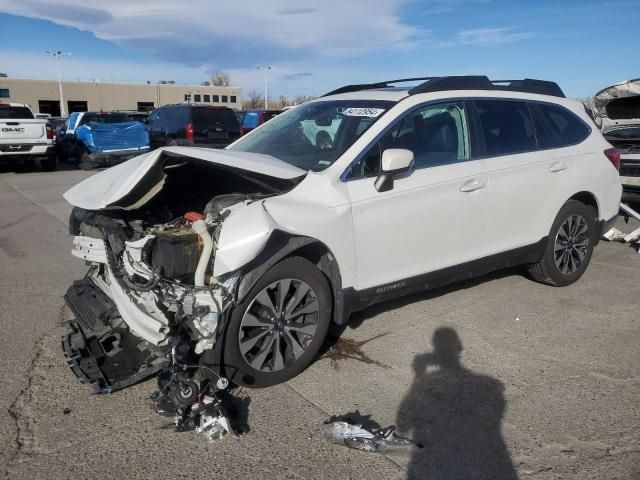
0, 103, 57, 171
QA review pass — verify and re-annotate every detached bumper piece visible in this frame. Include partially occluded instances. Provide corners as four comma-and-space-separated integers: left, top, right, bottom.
62, 278, 168, 393
323, 411, 423, 454
79, 148, 150, 170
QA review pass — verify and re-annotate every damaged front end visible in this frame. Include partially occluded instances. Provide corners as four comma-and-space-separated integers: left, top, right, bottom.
62, 148, 305, 401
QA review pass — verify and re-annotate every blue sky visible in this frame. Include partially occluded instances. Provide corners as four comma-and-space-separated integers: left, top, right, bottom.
0, 0, 638, 99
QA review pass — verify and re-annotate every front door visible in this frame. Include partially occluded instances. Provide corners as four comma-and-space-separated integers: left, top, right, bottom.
346, 101, 488, 292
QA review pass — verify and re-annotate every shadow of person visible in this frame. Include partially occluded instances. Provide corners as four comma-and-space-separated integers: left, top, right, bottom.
397, 327, 518, 480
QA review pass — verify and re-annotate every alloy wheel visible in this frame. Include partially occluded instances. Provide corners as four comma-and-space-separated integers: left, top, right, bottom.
238, 279, 320, 372
553, 214, 590, 275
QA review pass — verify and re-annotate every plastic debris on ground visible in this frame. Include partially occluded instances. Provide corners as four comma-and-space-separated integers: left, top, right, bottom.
323, 411, 423, 454
151, 370, 250, 441
603, 203, 640, 252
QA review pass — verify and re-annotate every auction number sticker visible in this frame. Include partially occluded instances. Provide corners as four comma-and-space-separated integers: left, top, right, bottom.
339, 107, 385, 118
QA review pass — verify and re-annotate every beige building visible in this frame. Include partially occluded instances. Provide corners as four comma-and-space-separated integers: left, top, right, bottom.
0, 77, 242, 116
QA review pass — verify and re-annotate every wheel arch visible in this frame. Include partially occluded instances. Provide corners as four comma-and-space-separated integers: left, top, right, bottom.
568, 191, 599, 217
235, 230, 351, 325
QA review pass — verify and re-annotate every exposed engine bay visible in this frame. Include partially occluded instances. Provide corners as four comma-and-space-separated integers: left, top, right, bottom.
62, 149, 304, 436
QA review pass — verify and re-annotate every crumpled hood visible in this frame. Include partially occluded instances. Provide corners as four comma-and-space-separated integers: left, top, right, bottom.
593, 78, 640, 122
63, 146, 306, 211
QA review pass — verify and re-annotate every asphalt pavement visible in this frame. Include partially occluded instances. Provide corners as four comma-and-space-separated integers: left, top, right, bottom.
1, 166, 639, 479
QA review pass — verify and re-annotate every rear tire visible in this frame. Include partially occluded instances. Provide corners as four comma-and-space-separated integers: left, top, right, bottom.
21, 158, 36, 171
223, 257, 332, 388
527, 200, 597, 286
40, 154, 57, 172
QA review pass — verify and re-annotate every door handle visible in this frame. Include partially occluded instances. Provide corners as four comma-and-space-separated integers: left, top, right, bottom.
460, 179, 485, 193
549, 161, 567, 173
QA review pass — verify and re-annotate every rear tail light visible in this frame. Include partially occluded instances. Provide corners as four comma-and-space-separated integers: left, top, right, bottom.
239, 126, 244, 136
604, 148, 620, 170
185, 122, 194, 141
46, 126, 54, 140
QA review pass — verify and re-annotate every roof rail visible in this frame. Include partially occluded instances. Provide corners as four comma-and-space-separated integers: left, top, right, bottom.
321, 77, 437, 97
323, 75, 565, 98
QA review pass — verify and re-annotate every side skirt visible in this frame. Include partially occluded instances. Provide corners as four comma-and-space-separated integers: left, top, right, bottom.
337, 237, 547, 320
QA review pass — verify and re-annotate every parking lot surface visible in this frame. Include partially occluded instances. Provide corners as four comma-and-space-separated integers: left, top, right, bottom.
1, 168, 639, 479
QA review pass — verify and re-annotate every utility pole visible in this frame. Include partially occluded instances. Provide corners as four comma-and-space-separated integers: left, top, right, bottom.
256, 65, 274, 109
45, 50, 71, 116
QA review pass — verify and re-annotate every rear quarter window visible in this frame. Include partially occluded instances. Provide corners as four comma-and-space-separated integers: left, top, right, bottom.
529, 103, 590, 149
475, 100, 536, 156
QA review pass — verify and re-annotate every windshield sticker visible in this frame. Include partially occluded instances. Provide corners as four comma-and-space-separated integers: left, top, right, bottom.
339, 107, 385, 118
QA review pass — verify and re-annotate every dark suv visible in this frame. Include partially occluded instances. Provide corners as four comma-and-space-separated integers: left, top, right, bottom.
148, 104, 242, 149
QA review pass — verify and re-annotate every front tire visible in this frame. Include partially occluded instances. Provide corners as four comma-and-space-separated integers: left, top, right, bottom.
527, 200, 597, 286
223, 257, 332, 388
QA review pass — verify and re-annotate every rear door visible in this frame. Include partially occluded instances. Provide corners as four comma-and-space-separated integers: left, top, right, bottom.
148, 108, 170, 148
478, 99, 579, 255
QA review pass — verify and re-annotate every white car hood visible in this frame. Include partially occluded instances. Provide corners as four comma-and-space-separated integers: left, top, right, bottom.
63, 146, 306, 211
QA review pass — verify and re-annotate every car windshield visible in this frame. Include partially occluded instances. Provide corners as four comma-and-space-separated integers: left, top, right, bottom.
81, 113, 130, 125
228, 100, 394, 171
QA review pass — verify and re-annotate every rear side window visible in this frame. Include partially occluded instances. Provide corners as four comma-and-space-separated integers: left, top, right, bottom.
0, 105, 34, 119
475, 100, 536, 156
192, 108, 240, 131
529, 103, 590, 148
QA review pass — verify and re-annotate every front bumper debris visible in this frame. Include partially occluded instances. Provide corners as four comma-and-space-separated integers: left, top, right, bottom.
323, 411, 423, 454
79, 147, 151, 170
62, 278, 168, 393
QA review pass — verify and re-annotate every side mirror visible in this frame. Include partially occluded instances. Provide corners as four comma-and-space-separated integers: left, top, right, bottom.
374, 148, 414, 192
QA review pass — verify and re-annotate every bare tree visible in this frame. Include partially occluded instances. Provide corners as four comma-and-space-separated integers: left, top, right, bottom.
211, 71, 231, 87
278, 95, 289, 109
243, 90, 264, 109
293, 95, 317, 105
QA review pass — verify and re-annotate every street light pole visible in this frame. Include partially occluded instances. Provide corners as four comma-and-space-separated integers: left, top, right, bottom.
256, 65, 274, 109
45, 50, 71, 116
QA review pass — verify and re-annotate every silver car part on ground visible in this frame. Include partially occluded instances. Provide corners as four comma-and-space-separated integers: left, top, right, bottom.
323, 416, 422, 454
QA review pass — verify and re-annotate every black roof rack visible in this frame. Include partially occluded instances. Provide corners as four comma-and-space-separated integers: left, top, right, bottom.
322, 77, 437, 97
323, 75, 565, 98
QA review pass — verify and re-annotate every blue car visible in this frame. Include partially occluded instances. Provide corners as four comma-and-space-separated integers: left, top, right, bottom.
59, 111, 150, 169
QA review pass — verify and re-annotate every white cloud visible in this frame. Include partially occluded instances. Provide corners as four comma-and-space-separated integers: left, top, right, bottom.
0, 0, 424, 68
437, 27, 534, 48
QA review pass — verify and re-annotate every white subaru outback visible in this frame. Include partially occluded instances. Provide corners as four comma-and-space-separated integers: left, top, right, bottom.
62, 76, 621, 396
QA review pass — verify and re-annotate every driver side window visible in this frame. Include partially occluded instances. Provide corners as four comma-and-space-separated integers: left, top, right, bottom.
347, 101, 470, 180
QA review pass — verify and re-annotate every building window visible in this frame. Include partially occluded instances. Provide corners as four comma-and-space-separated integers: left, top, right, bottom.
67, 100, 88, 113
184, 94, 191, 102
203, 94, 210, 102
194, 94, 201, 102
212, 95, 219, 102
222, 95, 228, 103
0, 88, 9, 98
230, 95, 237, 103
137, 101, 155, 112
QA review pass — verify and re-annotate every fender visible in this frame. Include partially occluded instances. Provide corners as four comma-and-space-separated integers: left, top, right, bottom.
234, 230, 352, 325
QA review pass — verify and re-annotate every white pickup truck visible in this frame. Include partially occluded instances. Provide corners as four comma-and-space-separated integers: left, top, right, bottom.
0, 103, 57, 171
